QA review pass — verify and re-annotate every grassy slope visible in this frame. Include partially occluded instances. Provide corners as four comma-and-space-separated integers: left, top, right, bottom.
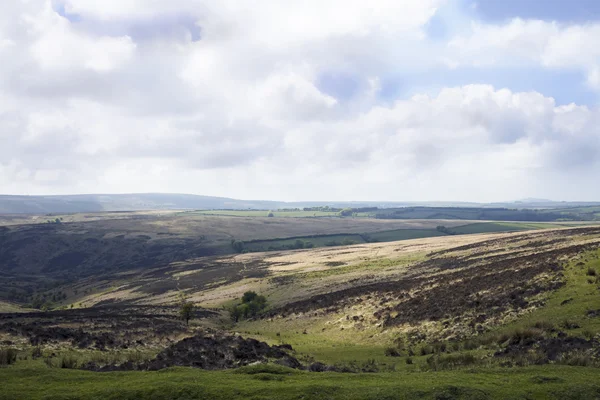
2, 231, 600, 399
236, 247, 600, 365
478, 248, 600, 337
0, 300, 28, 313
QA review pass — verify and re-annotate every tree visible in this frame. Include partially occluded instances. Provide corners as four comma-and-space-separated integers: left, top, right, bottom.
267, 211, 274, 217
242, 291, 258, 303
180, 302, 194, 326
230, 305, 243, 322
231, 291, 268, 322
339, 208, 353, 217
231, 240, 245, 253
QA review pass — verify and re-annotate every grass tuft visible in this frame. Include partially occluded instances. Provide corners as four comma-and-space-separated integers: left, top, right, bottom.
0, 348, 18, 366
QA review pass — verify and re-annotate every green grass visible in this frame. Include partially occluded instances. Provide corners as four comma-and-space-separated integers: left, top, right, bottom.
243, 223, 568, 253
1, 360, 600, 400
241, 248, 600, 367
482, 249, 600, 337
450, 222, 577, 234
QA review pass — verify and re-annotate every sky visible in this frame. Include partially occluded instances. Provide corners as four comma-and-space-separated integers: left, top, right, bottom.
1, 1, 600, 202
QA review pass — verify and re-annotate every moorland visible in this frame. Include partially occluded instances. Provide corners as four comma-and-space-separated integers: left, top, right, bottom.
1, 207, 600, 399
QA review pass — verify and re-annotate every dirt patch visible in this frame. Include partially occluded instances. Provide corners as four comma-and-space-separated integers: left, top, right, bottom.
495, 336, 600, 363
0, 306, 218, 349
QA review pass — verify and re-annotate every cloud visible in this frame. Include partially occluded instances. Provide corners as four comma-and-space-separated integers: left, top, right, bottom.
1, 1, 600, 201
447, 18, 600, 90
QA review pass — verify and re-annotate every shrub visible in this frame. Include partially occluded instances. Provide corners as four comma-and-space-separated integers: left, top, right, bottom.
0, 348, 18, 366
557, 351, 597, 367
532, 320, 555, 332
581, 329, 595, 340
231, 240, 245, 253
508, 328, 545, 345
360, 359, 380, 373
512, 350, 548, 367
426, 353, 478, 371
179, 302, 194, 326
405, 357, 413, 365
59, 354, 79, 369
433, 342, 447, 353
231, 291, 268, 321
384, 347, 401, 357
463, 340, 478, 350
586, 267, 597, 277
560, 319, 580, 330
420, 344, 433, 356
31, 346, 42, 359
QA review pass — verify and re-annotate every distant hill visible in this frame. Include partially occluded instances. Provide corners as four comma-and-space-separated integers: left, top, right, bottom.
0, 194, 281, 214
1, 193, 600, 214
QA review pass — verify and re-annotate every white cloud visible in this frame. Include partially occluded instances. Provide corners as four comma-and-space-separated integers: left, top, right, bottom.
1, 1, 600, 201
448, 18, 600, 90
24, 3, 136, 72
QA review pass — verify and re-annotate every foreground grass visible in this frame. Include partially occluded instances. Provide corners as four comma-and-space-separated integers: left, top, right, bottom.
1, 361, 599, 400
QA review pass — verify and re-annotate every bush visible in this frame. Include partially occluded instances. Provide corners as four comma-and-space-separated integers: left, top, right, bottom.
581, 329, 595, 340
586, 267, 597, 276
231, 240, 245, 253
384, 347, 401, 357
560, 319, 580, 330
420, 345, 433, 356
0, 348, 18, 366
557, 351, 597, 367
405, 357, 413, 365
508, 328, 545, 345
532, 320, 555, 332
59, 355, 78, 369
426, 353, 478, 371
44, 354, 80, 369
31, 346, 42, 359
512, 350, 548, 367
179, 302, 194, 326
463, 340, 478, 350
231, 291, 268, 321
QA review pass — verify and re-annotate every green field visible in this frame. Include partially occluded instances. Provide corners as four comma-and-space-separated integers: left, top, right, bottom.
241, 222, 589, 253
449, 222, 577, 234
187, 210, 342, 218
2, 362, 599, 400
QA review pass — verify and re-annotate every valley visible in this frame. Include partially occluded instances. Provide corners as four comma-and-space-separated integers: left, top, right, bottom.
1, 211, 599, 399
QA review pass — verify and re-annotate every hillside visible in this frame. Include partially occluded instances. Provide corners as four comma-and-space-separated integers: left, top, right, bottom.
1, 226, 600, 399
0, 213, 483, 306
0, 194, 281, 214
